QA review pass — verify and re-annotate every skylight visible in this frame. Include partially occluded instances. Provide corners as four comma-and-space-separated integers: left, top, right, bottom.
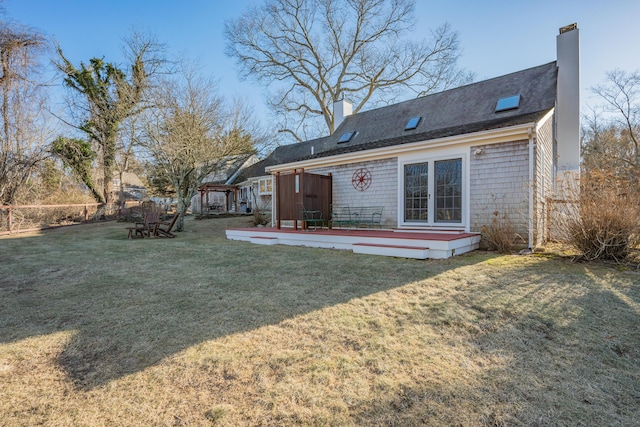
338, 131, 357, 143
495, 95, 521, 112
405, 116, 422, 131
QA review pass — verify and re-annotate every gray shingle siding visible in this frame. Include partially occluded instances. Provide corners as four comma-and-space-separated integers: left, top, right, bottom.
470, 140, 530, 244
535, 116, 554, 245
311, 158, 398, 227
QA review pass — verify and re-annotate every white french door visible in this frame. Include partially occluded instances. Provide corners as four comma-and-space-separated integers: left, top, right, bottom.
403, 157, 463, 225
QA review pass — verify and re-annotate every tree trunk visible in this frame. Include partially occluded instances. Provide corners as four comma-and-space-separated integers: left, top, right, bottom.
176, 197, 186, 232
118, 169, 126, 215
1, 50, 10, 155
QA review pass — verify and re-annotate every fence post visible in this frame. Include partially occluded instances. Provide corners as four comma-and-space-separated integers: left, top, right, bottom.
84, 205, 88, 222
7, 206, 12, 234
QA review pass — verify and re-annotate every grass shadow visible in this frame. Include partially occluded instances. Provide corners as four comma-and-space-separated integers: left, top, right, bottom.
0, 216, 489, 390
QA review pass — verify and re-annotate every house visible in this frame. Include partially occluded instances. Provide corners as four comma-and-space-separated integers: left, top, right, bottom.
113, 172, 147, 201
229, 24, 580, 256
233, 148, 307, 215
191, 154, 259, 213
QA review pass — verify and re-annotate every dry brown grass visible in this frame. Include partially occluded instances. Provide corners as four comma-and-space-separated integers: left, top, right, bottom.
1, 217, 639, 426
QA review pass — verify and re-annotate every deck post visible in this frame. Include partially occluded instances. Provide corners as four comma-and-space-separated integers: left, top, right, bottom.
275, 172, 281, 229
328, 173, 333, 229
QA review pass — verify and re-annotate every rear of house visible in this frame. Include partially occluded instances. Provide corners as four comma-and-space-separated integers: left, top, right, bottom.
235, 24, 580, 251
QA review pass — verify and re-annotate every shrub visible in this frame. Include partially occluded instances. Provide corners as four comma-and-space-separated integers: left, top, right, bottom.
252, 207, 270, 226
558, 171, 639, 262
481, 210, 525, 253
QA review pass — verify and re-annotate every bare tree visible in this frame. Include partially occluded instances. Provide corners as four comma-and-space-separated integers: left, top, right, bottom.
139, 63, 256, 231
55, 31, 165, 204
225, 0, 470, 141
582, 110, 634, 181
114, 116, 144, 206
0, 19, 51, 204
582, 70, 640, 186
588, 70, 640, 179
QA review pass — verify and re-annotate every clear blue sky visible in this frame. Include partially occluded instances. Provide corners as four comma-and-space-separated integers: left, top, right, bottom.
5, 0, 640, 123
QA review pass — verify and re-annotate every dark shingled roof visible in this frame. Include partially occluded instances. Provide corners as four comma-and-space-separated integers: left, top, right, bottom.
232, 135, 332, 181
236, 61, 557, 179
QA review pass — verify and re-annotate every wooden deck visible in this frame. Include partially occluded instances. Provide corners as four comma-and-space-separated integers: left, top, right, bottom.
226, 227, 481, 259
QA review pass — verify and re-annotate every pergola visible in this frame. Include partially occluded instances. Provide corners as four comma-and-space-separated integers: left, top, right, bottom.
197, 183, 239, 214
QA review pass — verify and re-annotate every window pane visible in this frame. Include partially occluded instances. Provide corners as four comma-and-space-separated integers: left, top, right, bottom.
404, 163, 428, 222
435, 159, 462, 223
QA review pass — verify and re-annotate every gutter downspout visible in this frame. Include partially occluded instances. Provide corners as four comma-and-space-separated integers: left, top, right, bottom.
528, 127, 535, 250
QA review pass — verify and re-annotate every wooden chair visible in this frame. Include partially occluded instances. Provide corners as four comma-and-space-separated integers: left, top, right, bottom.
153, 213, 179, 238
127, 211, 160, 239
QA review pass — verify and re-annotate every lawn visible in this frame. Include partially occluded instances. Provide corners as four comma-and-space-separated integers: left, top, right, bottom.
0, 216, 638, 426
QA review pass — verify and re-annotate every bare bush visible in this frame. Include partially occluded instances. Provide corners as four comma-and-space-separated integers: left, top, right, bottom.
250, 186, 270, 226
481, 210, 524, 253
0, 204, 97, 234
555, 172, 639, 262
479, 194, 526, 253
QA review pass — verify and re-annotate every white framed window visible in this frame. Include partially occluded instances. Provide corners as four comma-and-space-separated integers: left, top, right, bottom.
258, 178, 272, 195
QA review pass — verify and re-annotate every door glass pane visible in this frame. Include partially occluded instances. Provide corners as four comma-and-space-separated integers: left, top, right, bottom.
404, 163, 428, 221
435, 159, 462, 223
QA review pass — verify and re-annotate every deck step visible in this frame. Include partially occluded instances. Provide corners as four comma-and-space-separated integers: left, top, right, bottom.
352, 242, 429, 259
250, 236, 279, 245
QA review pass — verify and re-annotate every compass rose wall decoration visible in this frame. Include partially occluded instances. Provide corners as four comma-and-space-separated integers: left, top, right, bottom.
352, 167, 372, 191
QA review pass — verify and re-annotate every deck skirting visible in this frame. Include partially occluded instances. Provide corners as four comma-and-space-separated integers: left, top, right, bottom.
227, 227, 480, 259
